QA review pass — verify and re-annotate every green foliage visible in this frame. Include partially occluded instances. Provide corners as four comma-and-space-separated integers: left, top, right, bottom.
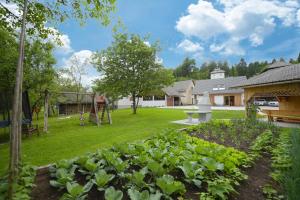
262, 184, 284, 200
128, 188, 162, 200
147, 160, 167, 177
1, 0, 116, 38
249, 130, 274, 159
49, 166, 76, 189
156, 175, 186, 196
276, 129, 300, 200
92, 169, 115, 190
0, 164, 36, 200
178, 161, 203, 187
93, 33, 174, 114
206, 177, 235, 200
60, 181, 92, 200
127, 168, 148, 189
104, 186, 123, 200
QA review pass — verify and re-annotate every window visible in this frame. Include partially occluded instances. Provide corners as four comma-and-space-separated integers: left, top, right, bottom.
143, 96, 153, 101
212, 84, 225, 91
154, 95, 165, 100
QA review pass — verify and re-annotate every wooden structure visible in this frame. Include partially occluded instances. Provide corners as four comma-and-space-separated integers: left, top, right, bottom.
233, 61, 300, 123
22, 91, 39, 135
89, 94, 112, 126
57, 92, 93, 115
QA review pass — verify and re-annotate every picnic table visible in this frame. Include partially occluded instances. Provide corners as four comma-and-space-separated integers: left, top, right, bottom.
184, 110, 212, 123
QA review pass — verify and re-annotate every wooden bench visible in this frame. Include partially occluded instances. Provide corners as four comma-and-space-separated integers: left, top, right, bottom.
262, 110, 300, 123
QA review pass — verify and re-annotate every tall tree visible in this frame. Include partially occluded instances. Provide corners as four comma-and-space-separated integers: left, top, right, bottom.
1, 0, 116, 198
297, 52, 300, 63
93, 33, 174, 114
173, 57, 197, 78
235, 58, 248, 76
60, 55, 88, 113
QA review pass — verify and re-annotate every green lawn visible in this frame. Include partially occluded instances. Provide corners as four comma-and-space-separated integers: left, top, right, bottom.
0, 108, 245, 174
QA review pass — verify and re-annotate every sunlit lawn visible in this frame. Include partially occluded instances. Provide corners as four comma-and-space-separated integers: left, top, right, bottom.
0, 108, 245, 174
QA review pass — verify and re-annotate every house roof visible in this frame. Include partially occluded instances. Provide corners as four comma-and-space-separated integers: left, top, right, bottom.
232, 62, 300, 88
211, 68, 225, 74
57, 92, 93, 104
163, 80, 194, 96
192, 76, 247, 95
263, 61, 290, 72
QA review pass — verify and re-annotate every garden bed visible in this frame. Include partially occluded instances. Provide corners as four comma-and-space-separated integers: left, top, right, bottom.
29, 119, 282, 200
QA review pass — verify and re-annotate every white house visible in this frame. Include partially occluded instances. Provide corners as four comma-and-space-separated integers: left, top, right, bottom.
193, 69, 246, 106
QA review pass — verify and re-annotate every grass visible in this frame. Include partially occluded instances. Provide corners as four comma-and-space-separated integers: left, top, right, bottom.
0, 108, 245, 175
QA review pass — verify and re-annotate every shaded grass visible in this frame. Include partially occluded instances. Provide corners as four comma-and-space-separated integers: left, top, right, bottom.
0, 108, 245, 175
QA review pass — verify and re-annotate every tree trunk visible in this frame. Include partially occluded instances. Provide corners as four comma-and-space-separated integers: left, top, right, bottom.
8, 0, 28, 198
43, 90, 49, 133
132, 95, 137, 114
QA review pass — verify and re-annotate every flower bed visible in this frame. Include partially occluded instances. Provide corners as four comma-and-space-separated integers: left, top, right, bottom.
32, 131, 250, 200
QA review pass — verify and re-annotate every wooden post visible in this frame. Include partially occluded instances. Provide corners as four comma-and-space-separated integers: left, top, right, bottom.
94, 94, 100, 127
8, 0, 28, 198
43, 90, 49, 132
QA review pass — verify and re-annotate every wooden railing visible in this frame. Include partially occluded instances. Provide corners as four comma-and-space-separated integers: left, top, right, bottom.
262, 110, 300, 123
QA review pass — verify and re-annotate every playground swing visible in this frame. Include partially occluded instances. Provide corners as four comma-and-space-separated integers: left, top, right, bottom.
89, 94, 112, 126
0, 91, 39, 135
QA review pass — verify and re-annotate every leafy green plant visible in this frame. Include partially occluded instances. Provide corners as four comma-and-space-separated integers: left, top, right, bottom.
104, 186, 123, 200
127, 168, 148, 189
92, 169, 115, 191
147, 160, 166, 177
60, 181, 92, 200
156, 175, 186, 196
50, 166, 76, 189
201, 157, 224, 172
128, 188, 162, 200
207, 177, 235, 200
178, 161, 203, 188
262, 184, 283, 200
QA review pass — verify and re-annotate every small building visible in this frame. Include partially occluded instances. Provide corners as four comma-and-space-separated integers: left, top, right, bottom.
193, 68, 246, 106
57, 92, 93, 115
233, 61, 300, 121
163, 80, 195, 106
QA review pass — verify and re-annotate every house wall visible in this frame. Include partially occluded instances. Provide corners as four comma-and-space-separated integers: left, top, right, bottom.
209, 94, 243, 106
59, 103, 92, 115
141, 96, 166, 107
117, 96, 167, 108
196, 93, 243, 106
117, 97, 132, 109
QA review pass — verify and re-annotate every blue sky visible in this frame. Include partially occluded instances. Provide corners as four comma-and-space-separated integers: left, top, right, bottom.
51, 0, 300, 85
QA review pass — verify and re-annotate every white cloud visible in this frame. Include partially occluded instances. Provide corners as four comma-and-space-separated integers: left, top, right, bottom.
0, 0, 19, 16
210, 37, 245, 56
176, 0, 300, 55
297, 9, 300, 26
60, 50, 99, 87
47, 28, 73, 55
177, 39, 203, 53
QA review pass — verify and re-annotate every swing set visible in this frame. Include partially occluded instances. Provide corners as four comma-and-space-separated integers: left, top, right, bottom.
0, 91, 39, 135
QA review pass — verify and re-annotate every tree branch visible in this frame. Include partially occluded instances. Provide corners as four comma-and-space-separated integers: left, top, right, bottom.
0, 2, 20, 20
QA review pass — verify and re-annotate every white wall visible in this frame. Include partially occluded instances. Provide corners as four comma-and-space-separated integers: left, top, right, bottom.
141, 100, 166, 107
214, 95, 224, 106
117, 96, 166, 108
211, 73, 225, 79
117, 97, 132, 109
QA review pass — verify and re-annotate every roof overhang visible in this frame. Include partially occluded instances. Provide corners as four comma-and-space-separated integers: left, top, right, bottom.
239, 79, 300, 89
